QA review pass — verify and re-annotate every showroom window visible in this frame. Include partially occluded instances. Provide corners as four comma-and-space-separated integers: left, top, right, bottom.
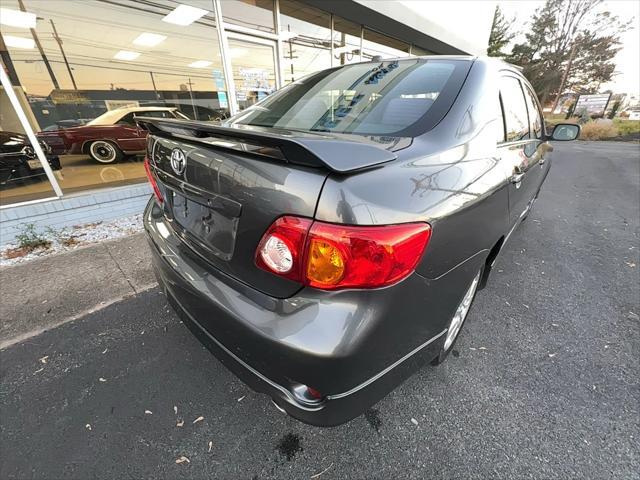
362, 29, 410, 60
278, 0, 332, 83
0, 0, 437, 207
0, 80, 59, 206
0, 0, 228, 204
332, 16, 362, 66
221, 0, 275, 34
411, 45, 435, 57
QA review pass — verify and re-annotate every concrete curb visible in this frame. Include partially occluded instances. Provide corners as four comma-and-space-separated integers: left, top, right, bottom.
0, 232, 156, 349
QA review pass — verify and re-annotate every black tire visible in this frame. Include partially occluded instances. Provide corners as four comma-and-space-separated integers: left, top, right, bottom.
431, 269, 482, 365
87, 140, 123, 164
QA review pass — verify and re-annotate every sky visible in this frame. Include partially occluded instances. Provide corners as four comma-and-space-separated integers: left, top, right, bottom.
499, 0, 640, 94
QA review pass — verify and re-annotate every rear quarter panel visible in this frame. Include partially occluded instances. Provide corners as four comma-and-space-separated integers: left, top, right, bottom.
315, 60, 511, 279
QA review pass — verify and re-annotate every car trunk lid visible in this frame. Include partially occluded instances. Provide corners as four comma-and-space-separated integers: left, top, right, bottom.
139, 118, 399, 298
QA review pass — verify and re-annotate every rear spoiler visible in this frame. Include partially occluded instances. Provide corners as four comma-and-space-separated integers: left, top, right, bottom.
135, 117, 397, 174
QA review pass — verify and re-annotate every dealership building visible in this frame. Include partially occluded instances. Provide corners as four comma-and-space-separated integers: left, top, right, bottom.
0, 0, 493, 244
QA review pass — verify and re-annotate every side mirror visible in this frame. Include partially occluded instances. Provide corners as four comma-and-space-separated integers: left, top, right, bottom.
550, 123, 580, 141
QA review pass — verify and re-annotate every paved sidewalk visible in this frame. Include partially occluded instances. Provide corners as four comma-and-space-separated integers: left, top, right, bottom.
0, 233, 156, 349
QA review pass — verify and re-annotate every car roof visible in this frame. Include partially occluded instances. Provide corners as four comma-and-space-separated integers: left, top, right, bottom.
112, 106, 177, 113
86, 106, 177, 126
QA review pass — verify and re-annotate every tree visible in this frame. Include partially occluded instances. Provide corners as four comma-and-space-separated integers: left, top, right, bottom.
487, 5, 516, 58
508, 0, 631, 107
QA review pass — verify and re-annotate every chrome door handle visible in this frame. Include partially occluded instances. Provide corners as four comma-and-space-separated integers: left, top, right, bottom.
539, 158, 546, 165
511, 172, 525, 184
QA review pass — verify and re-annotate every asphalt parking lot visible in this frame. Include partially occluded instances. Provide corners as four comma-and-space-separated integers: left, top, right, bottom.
1, 141, 638, 479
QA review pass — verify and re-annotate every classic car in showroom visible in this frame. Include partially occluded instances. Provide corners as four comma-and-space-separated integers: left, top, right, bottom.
0, 131, 61, 187
36, 106, 188, 164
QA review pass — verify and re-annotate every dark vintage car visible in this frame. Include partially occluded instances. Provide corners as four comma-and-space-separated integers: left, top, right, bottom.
139, 57, 580, 426
0, 131, 61, 187
37, 106, 188, 164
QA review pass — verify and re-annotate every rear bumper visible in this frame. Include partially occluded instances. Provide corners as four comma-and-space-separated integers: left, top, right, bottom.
144, 198, 483, 426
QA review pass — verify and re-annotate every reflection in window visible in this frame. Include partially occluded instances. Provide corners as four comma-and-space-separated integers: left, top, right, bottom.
362, 29, 410, 60
279, 0, 332, 84
234, 59, 463, 136
0, 87, 59, 205
411, 45, 435, 57
0, 0, 229, 203
228, 38, 276, 111
523, 86, 543, 139
221, 0, 275, 33
332, 16, 361, 66
499, 76, 530, 142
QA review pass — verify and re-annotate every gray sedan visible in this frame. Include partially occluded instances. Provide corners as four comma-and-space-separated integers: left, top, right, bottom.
139, 56, 579, 426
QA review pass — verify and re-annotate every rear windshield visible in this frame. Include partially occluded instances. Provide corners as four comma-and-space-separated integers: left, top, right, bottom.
231, 59, 471, 137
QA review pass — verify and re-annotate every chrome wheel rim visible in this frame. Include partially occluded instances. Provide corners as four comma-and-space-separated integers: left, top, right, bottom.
444, 271, 481, 351
90, 141, 117, 163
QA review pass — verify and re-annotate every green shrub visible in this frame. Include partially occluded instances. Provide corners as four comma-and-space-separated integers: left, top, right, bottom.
14, 223, 51, 251
579, 121, 618, 140
613, 119, 640, 136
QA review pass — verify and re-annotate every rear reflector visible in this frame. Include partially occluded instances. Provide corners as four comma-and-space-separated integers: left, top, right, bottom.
144, 156, 163, 204
256, 216, 431, 290
256, 216, 312, 282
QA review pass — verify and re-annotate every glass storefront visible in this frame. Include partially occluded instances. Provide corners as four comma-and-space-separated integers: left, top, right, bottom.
332, 16, 362, 66
279, 0, 331, 83
0, 0, 441, 207
362, 29, 410, 60
0, 84, 58, 205
228, 34, 277, 110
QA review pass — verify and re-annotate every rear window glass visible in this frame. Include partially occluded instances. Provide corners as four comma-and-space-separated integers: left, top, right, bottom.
231, 59, 471, 136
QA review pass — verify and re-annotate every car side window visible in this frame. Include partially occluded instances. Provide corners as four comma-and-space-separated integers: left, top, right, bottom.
136, 111, 172, 119
523, 86, 543, 139
117, 113, 136, 126
499, 76, 530, 142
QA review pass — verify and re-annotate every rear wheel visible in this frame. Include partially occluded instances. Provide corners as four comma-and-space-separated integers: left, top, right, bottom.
432, 269, 482, 365
88, 140, 122, 164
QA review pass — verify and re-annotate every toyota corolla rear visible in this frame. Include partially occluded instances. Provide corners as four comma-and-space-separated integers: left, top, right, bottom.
142, 58, 474, 426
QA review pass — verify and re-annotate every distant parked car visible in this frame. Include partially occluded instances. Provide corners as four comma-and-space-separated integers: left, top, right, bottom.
0, 131, 61, 187
37, 107, 188, 164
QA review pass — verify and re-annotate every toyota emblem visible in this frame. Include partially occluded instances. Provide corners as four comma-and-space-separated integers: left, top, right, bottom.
170, 148, 186, 175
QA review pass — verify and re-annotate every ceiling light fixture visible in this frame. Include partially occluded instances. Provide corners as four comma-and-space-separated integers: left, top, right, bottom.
162, 4, 208, 26
113, 50, 141, 61
133, 32, 167, 47
2, 35, 35, 49
188, 60, 212, 68
0, 8, 37, 29
229, 47, 248, 58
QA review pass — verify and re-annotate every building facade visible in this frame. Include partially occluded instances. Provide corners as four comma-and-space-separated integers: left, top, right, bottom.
0, 0, 493, 243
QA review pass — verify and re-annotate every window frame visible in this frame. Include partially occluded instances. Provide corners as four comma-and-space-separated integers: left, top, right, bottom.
522, 82, 545, 140
497, 71, 533, 145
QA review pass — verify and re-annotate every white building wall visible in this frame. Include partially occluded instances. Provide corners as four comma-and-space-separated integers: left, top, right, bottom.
356, 0, 495, 56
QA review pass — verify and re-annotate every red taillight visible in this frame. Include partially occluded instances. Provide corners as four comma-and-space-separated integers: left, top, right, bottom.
144, 156, 163, 204
255, 216, 312, 282
255, 216, 431, 290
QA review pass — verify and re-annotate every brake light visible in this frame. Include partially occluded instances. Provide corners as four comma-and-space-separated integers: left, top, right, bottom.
255, 216, 431, 290
143, 156, 163, 204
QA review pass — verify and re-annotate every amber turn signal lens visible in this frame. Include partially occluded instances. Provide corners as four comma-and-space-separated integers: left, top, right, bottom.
306, 239, 345, 286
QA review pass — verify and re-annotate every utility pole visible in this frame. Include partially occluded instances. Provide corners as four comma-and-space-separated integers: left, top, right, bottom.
283, 26, 298, 83
552, 43, 577, 114
50, 19, 77, 90
17, 0, 59, 89
149, 71, 160, 100
186, 77, 198, 120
